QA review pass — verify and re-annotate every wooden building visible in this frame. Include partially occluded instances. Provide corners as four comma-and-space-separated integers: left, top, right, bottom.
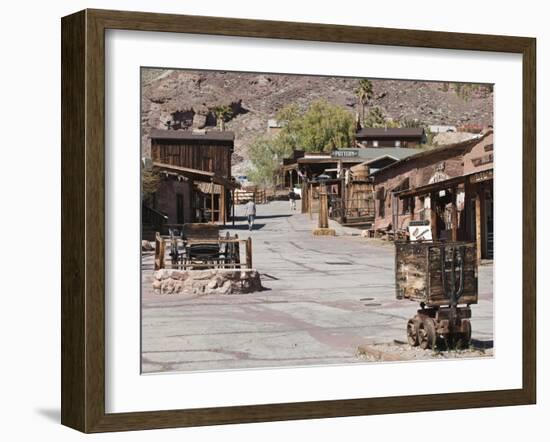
291, 147, 421, 226
144, 129, 238, 233
370, 130, 494, 260
355, 127, 426, 148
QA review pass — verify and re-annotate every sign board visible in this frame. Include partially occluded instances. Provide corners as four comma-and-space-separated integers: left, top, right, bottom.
470, 169, 494, 183
331, 150, 359, 158
408, 222, 433, 241
409, 220, 430, 227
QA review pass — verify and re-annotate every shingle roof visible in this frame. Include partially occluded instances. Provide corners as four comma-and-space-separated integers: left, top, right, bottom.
150, 128, 235, 142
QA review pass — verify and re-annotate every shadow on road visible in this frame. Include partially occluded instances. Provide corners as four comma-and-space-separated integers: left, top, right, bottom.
254, 214, 292, 220
224, 223, 267, 231
471, 339, 494, 349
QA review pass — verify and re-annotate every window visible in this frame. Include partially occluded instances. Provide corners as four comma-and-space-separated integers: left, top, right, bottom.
395, 140, 401, 147
402, 196, 413, 215
372, 140, 379, 147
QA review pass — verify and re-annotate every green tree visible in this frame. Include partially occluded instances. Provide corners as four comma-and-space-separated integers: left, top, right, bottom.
246, 100, 356, 186
355, 79, 374, 123
142, 165, 161, 205
399, 118, 423, 128
212, 105, 233, 130
247, 135, 291, 187
276, 99, 355, 152
363, 106, 387, 128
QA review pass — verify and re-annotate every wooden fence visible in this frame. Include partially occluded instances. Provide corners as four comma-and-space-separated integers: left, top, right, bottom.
234, 188, 267, 205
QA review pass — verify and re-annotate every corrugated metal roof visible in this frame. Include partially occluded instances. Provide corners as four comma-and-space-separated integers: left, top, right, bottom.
356, 127, 425, 138
150, 128, 235, 142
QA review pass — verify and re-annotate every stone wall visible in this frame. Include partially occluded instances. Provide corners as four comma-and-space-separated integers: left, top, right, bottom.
153, 268, 263, 295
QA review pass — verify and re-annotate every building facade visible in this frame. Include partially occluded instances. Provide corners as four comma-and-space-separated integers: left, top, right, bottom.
370, 130, 494, 259
355, 127, 425, 148
145, 129, 237, 231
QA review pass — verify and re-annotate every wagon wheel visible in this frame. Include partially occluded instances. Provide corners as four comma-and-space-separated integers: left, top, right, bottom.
418, 318, 437, 350
406, 318, 420, 347
455, 319, 472, 349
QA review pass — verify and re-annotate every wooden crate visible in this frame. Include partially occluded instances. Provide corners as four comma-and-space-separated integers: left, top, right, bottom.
395, 241, 478, 307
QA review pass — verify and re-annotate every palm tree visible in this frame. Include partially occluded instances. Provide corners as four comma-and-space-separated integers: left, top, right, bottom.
355, 79, 373, 125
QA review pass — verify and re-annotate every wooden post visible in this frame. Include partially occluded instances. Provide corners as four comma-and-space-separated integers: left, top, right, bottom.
220, 188, 226, 225
234, 233, 240, 267
463, 181, 471, 240
317, 192, 328, 229
475, 189, 482, 261
308, 183, 313, 219
246, 237, 252, 269
210, 182, 215, 224
341, 177, 347, 223
318, 187, 329, 229
154, 232, 165, 270
451, 187, 458, 241
430, 192, 438, 240
232, 189, 235, 227
303, 182, 307, 214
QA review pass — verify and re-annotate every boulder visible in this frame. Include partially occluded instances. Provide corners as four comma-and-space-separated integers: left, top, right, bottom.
152, 268, 264, 296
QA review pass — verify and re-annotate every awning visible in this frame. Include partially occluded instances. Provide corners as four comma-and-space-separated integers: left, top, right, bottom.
281, 163, 299, 172
153, 161, 240, 190
395, 175, 466, 199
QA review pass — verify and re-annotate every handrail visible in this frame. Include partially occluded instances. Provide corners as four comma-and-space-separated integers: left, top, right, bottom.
143, 203, 168, 221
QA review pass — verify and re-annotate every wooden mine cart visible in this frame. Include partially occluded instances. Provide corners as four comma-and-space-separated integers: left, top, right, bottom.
395, 240, 478, 349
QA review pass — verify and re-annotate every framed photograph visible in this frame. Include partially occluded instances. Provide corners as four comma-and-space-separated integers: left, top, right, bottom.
61, 9, 536, 433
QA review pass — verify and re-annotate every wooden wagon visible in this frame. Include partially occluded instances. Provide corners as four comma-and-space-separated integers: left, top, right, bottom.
154, 223, 252, 270
395, 240, 478, 349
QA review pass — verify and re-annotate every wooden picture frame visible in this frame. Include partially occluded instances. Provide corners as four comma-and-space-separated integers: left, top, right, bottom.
61, 9, 536, 433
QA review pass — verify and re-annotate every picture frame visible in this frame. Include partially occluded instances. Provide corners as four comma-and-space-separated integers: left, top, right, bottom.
61, 8, 536, 433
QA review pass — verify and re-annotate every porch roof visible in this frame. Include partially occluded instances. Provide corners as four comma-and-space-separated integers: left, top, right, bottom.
394, 175, 466, 199
152, 161, 240, 190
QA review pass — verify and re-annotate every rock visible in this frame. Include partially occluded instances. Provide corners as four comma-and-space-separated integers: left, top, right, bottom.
153, 269, 263, 296
192, 113, 207, 129
154, 269, 170, 281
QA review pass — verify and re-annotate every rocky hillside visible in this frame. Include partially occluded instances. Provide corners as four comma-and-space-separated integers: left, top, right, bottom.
141, 68, 493, 173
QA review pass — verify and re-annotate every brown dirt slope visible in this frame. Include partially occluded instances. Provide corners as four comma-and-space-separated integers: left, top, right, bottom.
141, 68, 493, 171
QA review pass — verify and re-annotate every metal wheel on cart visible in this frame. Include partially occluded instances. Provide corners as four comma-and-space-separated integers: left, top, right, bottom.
455, 319, 472, 349
418, 318, 437, 350
406, 318, 420, 346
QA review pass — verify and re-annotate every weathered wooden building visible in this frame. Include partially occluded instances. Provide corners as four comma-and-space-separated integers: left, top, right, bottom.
370, 130, 494, 259
144, 129, 238, 234
288, 147, 421, 226
355, 127, 426, 148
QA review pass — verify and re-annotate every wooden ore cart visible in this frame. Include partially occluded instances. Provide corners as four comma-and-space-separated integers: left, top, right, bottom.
395, 240, 478, 349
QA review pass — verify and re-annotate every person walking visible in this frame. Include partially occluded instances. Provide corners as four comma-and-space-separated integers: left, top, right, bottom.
288, 190, 296, 211
244, 199, 256, 231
